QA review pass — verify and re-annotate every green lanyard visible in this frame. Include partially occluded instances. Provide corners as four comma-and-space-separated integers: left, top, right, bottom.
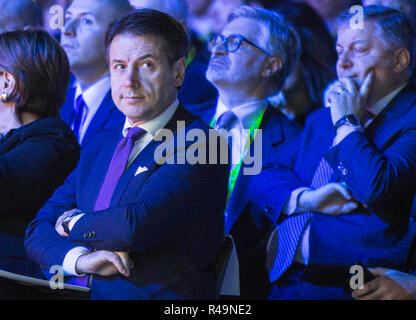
211, 110, 265, 202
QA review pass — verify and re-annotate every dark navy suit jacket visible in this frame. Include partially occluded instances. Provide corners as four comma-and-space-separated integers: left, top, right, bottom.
25, 106, 228, 300
0, 118, 79, 277
60, 77, 124, 145
186, 101, 302, 298
253, 82, 416, 290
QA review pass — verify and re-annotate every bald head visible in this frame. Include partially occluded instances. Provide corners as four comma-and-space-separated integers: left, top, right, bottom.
0, 0, 42, 33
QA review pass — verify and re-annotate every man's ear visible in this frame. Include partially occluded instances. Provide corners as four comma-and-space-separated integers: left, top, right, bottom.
261, 56, 283, 78
172, 57, 187, 88
393, 48, 411, 74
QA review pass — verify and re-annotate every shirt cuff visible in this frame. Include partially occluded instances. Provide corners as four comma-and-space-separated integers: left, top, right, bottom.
333, 124, 363, 146
68, 213, 85, 231
385, 269, 416, 297
284, 187, 312, 216
62, 246, 91, 276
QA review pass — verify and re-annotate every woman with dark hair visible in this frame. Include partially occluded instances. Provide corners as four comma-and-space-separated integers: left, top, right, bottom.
270, 2, 337, 126
0, 29, 79, 295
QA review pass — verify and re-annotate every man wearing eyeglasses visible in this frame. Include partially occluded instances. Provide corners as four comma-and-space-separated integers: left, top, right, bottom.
186, 5, 302, 299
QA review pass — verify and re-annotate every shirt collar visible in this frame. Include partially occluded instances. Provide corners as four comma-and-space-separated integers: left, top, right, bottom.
122, 99, 179, 138
74, 74, 111, 111
368, 82, 408, 117
214, 98, 268, 129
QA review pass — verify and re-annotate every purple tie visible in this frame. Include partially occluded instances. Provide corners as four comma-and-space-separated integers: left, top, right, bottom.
266, 158, 334, 282
94, 126, 146, 211
73, 95, 86, 143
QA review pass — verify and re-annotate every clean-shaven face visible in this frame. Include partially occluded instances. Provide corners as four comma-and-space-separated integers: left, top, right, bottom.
109, 34, 184, 124
206, 17, 267, 92
61, 0, 113, 70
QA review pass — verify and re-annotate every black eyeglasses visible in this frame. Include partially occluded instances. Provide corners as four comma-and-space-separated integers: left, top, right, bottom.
207, 34, 271, 56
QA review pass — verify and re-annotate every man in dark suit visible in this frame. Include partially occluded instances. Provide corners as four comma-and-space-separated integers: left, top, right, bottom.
25, 9, 228, 300
186, 6, 302, 299
59, 0, 133, 145
257, 6, 416, 299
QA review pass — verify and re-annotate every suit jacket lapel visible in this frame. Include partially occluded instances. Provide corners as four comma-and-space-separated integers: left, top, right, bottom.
109, 105, 195, 207
60, 85, 76, 124
225, 105, 284, 232
82, 91, 119, 144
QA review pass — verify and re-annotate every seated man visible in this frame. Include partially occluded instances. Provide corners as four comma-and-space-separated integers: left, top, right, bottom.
253, 5, 416, 299
25, 9, 229, 300
188, 5, 302, 298
59, 0, 132, 145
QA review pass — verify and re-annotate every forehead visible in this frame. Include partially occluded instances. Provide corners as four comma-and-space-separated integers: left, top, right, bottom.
67, 0, 106, 16
109, 33, 165, 61
222, 17, 264, 42
337, 22, 384, 46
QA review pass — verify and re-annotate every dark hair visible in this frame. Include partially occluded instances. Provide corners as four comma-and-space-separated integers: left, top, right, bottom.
105, 8, 188, 66
276, 2, 337, 106
336, 5, 416, 73
0, 29, 70, 122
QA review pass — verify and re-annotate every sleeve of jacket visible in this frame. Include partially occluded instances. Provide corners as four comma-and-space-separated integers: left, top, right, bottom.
24, 166, 82, 276
68, 139, 229, 253
325, 128, 416, 218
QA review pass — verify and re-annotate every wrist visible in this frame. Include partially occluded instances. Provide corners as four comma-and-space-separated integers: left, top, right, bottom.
334, 114, 360, 133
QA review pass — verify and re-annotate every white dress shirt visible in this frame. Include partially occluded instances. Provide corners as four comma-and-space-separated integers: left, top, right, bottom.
214, 98, 268, 171
73, 75, 111, 144
284, 84, 407, 265
62, 99, 179, 276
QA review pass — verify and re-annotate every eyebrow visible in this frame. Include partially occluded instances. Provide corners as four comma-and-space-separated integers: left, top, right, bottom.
110, 54, 156, 64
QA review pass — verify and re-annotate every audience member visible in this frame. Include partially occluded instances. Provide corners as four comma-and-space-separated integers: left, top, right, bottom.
270, 2, 337, 126
363, 0, 416, 20
253, 5, 416, 299
25, 9, 228, 300
188, 5, 302, 298
0, 0, 42, 33
0, 29, 80, 297
59, 0, 132, 145
129, 0, 218, 107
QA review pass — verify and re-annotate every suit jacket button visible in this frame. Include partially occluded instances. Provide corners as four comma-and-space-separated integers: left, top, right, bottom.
91, 231, 96, 238
337, 162, 348, 176
83, 232, 90, 239
263, 206, 272, 215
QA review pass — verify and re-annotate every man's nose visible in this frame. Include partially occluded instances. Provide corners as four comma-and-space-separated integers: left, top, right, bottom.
62, 19, 77, 37
337, 50, 353, 70
124, 67, 140, 88
211, 39, 227, 56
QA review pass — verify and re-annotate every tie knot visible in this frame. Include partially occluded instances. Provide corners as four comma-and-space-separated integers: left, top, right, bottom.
216, 110, 238, 131
126, 126, 146, 140
75, 94, 86, 112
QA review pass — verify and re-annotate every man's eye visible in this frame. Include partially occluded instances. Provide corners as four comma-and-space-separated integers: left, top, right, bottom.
114, 64, 125, 70
142, 62, 153, 69
81, 18, 93, 25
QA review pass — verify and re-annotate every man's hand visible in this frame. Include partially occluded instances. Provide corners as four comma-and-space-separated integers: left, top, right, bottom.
298, 182, 359, 215
55, 209, 83, 237
325, 71, 374, 125
75, 250, 134, 277
352, 268, 416, 300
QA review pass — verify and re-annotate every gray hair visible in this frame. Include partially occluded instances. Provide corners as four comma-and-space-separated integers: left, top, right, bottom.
228, 5, 301, 92
335, 5, 416, 73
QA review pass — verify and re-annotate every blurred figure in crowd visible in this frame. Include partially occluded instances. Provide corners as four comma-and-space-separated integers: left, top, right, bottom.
0, 0, 42, 33
363, 0, 416, 20
270, 2, 337, 126
300, 0, 361, 34
59, 0, 132, 145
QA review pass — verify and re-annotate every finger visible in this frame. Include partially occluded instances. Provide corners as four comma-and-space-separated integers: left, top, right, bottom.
106, 252, 129, 277
368, 267, 389, 277
358, 287, 385, 300
340, 201, 358, 214
352, 279, 379, 299
360, 71, 374, 99
339, 77, 357, 94
332, 183, 352, 200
